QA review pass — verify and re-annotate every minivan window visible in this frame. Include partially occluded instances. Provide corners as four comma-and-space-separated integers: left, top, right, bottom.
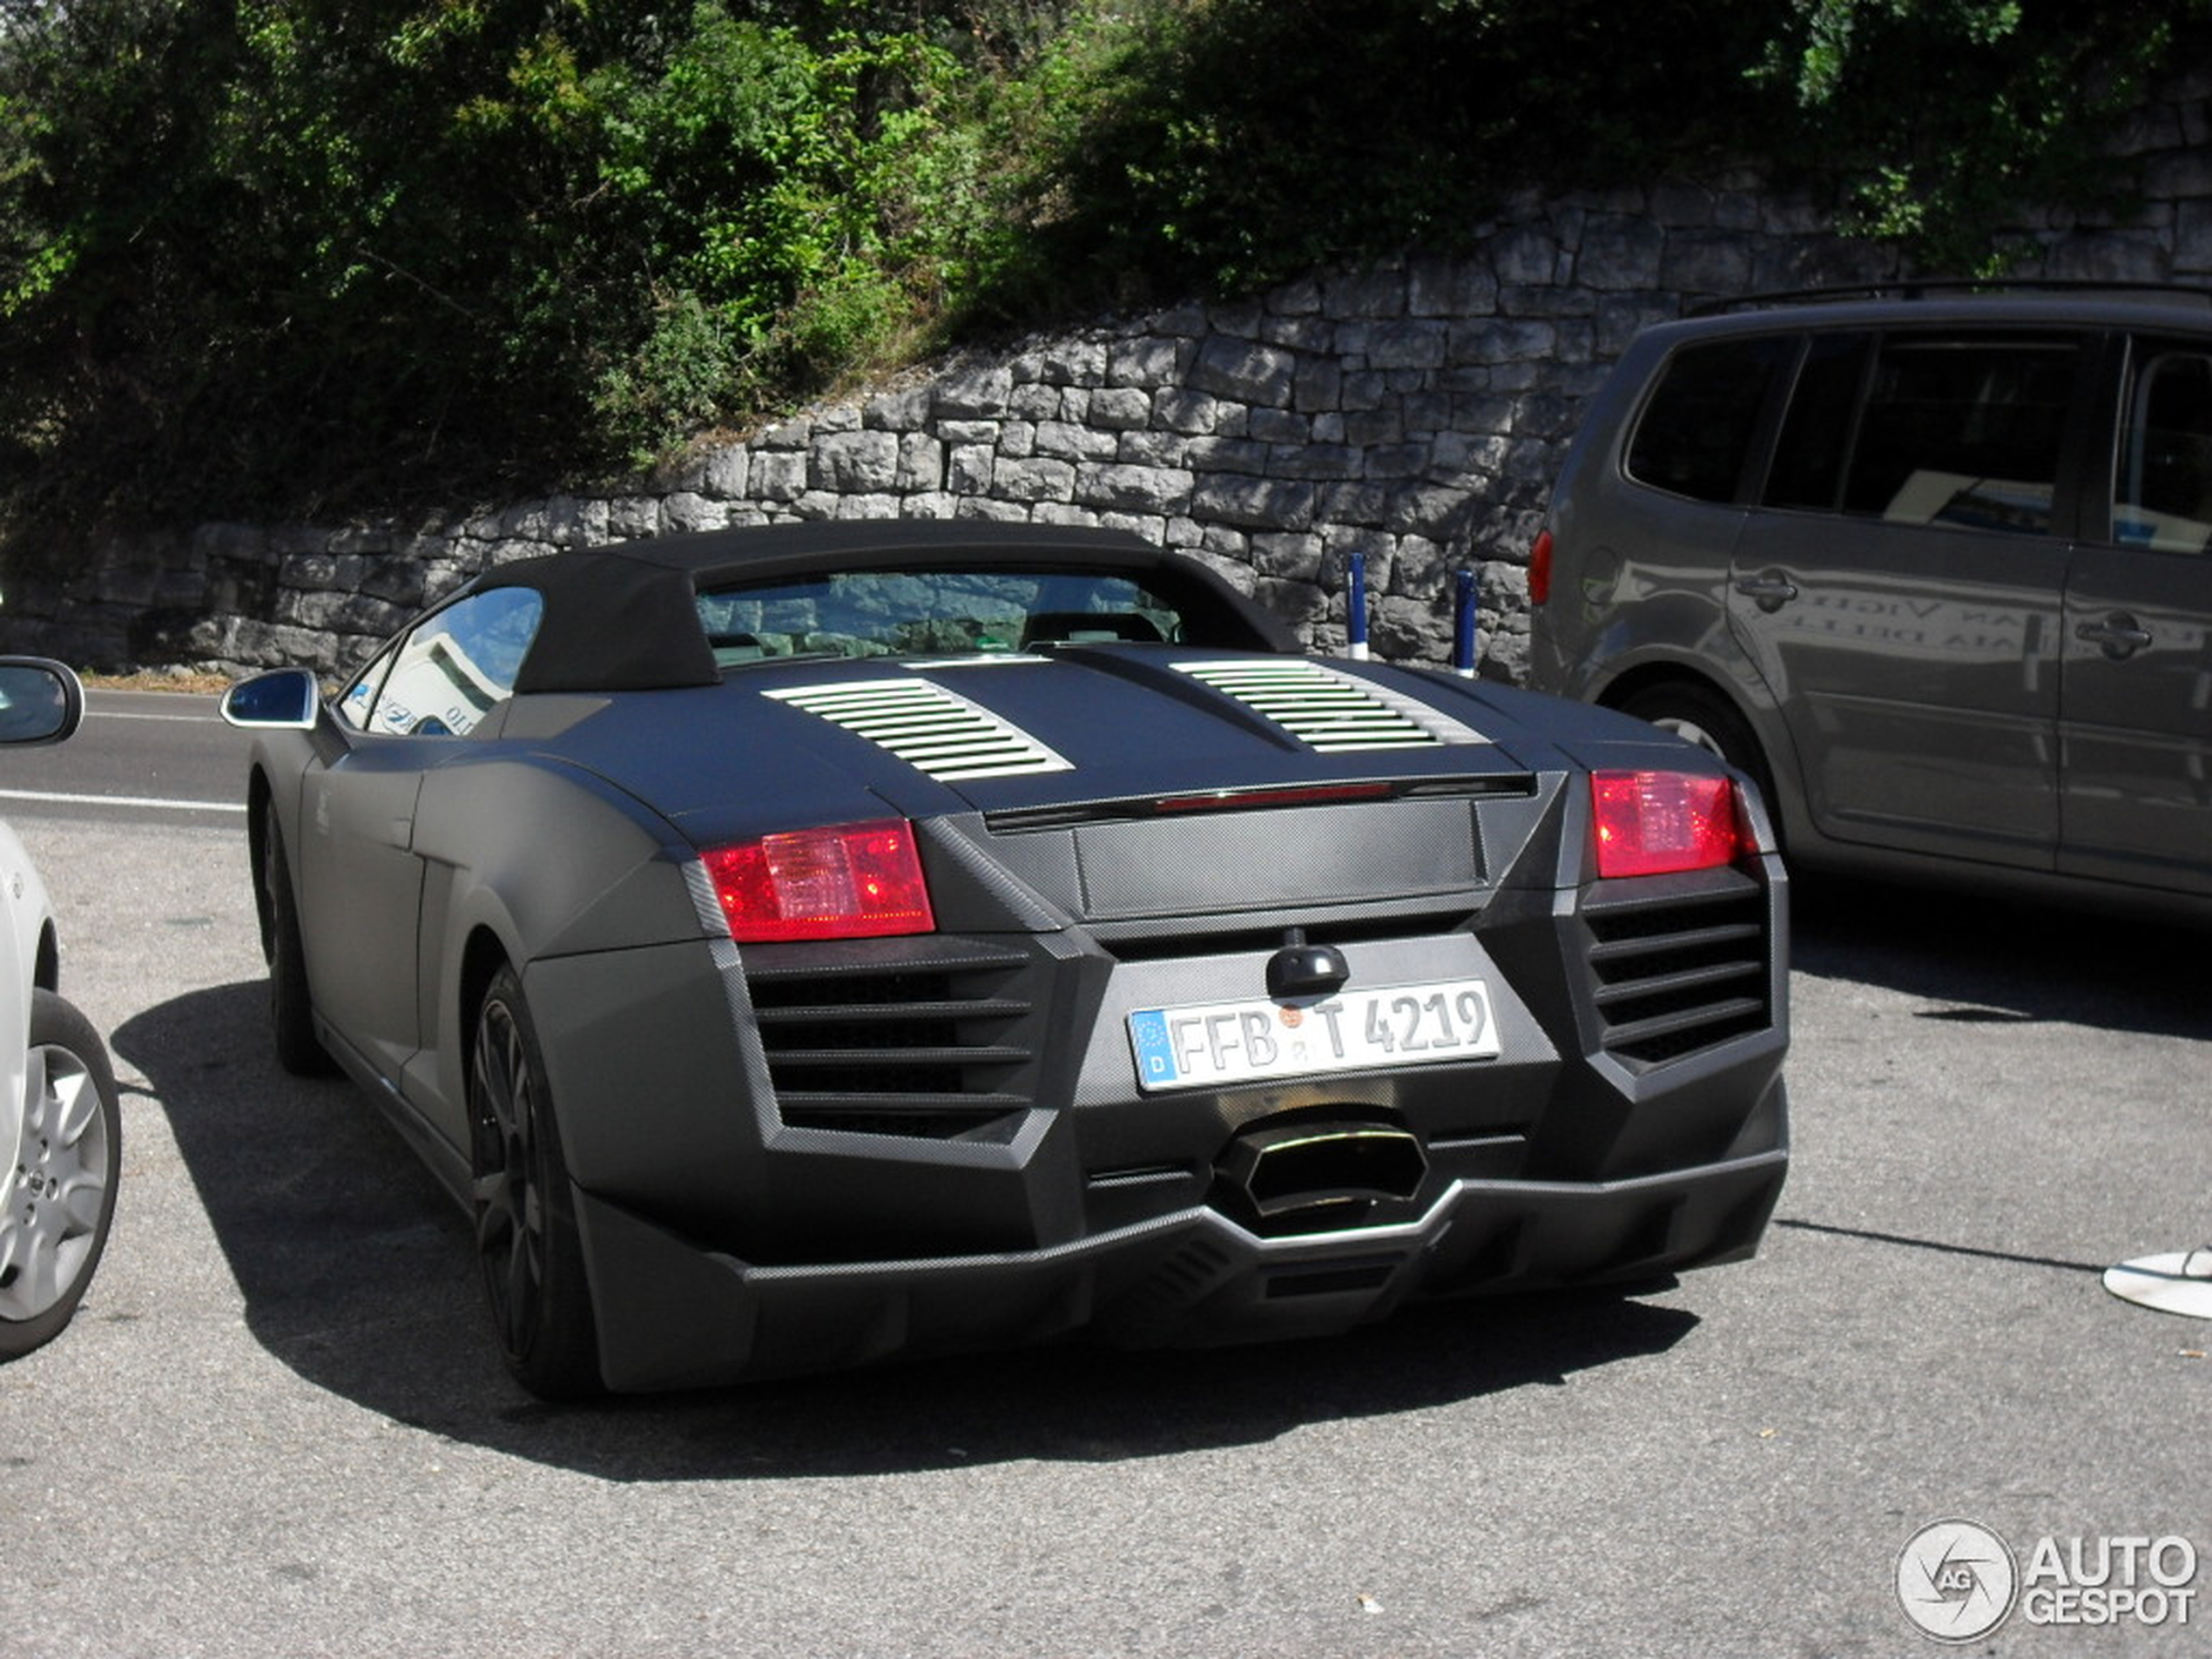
2114, 344, 2212, 553
1624, 336, 1789, 504
1764, 332, 1869, 511
1837, 334, 2080, 535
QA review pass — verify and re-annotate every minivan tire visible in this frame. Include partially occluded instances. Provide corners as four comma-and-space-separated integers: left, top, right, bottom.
1617, 682, 1778, 827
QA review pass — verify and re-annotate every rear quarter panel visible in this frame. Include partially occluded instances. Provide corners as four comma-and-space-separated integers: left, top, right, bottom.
406, 747, 713, 1153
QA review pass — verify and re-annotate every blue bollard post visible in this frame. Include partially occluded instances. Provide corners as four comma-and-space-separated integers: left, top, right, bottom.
1347, 552, 1369, 661
1453, 567, 1479, 678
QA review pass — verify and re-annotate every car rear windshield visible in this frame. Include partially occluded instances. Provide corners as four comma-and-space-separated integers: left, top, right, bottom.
694, 569, 1194, 667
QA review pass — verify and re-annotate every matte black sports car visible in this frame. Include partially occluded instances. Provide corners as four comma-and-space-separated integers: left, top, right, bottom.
221, 521, 1789, 1398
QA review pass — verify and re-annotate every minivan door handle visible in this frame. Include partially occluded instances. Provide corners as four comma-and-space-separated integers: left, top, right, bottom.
1733, 570, 1800, 611
2076, 611, 2154, 659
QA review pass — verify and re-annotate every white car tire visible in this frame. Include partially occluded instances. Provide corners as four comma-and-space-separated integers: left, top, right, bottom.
0, 989, 121, 1361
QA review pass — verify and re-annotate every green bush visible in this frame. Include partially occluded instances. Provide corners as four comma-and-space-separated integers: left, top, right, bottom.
966, 0, 1775, 309
0, 0, 986, 530
1751, 0, 2208, 275
0, 0, 2202, 547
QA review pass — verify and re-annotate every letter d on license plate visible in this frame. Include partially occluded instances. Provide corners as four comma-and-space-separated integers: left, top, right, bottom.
1128, 977, 1500, 1091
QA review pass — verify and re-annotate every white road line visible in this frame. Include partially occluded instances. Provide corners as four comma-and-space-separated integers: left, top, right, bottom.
0, 787, 245, 813
84, 710, 220, 724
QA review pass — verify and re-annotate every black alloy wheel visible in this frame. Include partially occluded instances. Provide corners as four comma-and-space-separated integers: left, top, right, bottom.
261, 820, 336, 1076
469, 966, 600, 1399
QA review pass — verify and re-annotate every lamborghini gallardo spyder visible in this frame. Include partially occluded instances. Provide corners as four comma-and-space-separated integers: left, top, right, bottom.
221, 521, 1789, 1398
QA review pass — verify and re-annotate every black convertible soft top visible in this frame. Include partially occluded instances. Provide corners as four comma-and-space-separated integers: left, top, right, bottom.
478, 520, 1299, 694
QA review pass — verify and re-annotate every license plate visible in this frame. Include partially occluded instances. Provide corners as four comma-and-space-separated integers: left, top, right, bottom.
1127, 978, 1501, 1092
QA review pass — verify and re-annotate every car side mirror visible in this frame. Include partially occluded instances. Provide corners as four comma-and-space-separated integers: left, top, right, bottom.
220, 668, 321, 730
0, 656, 84, 745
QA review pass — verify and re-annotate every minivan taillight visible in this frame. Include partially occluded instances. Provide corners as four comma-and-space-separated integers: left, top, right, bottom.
1590, 771, 1752, 879
1528, 528, 1554, 606
701, 819, 936, 943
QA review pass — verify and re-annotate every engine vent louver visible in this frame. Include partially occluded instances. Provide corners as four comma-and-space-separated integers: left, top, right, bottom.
764, 678, 1071, 781
1174, 660, 1486, 752
1579, 872, 1774, 1066
743, 934, 1038, 1139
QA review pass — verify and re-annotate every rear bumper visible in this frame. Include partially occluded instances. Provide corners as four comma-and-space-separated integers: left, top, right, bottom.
573, 1143, 1788, 1392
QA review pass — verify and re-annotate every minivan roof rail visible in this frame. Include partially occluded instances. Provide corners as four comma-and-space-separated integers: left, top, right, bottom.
1687, 278, 2212, 317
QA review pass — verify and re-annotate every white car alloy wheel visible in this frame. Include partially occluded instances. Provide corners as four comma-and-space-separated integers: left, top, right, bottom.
0, 990, 121, 1357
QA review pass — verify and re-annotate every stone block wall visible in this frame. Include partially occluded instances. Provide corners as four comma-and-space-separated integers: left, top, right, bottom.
4, 77, 2208, 684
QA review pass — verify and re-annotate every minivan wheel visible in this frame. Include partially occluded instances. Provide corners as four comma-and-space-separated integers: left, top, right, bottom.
1618, 683, 1778, 824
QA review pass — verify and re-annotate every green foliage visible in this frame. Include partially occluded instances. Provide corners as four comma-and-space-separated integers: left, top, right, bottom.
0, 0, 2202, 542
0, 0, 991, 529
1751, 0, 2212, 274
966, 0, 1774, 309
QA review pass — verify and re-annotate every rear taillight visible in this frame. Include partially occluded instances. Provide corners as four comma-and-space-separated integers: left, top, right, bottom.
701, 819, 935, 943
1590, 771, 1752, 879
1528, 528, 1554, 606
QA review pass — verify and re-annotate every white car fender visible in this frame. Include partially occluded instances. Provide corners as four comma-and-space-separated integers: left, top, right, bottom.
0, 816, 51, 1183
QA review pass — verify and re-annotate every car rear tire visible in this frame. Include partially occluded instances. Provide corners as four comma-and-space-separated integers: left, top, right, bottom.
0, 990, 121, 1362
1617, 682, 1778, 826
262, 821, 337, 1077
470, 966, 601, 1400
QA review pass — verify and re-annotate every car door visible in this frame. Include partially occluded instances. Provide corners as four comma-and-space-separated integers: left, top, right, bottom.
299, 587, 544, 1082
1728, 327, 2091, 868
2060, 337, 2212, 895
298, 728, 429, 1082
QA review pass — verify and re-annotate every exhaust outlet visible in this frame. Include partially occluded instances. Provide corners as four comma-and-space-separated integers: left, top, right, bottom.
1217, 1121, 1428, 1220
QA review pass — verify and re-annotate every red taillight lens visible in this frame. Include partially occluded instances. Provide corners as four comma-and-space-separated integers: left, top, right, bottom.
701, 819, 935, 943
1528, 528, 1554, 607
1590, 771, 1750, 879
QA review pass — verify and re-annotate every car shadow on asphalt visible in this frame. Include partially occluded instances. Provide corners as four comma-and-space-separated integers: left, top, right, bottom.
1790, 873, 2209, 1041
117, 979, 1702, 1481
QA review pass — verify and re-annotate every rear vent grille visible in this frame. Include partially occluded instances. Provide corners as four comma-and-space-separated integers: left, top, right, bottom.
1175, 659, 1485, 752
1581, 873, 1773, 1066
765, 678, 1071, 780
744, 935, 1037, 1138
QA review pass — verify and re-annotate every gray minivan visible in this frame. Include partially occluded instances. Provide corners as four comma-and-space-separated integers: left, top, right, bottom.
1528, 285, 2212, 920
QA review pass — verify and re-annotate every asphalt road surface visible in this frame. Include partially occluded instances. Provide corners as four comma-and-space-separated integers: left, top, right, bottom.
0, 687, 247, 824
1, 689, 2206, 1656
